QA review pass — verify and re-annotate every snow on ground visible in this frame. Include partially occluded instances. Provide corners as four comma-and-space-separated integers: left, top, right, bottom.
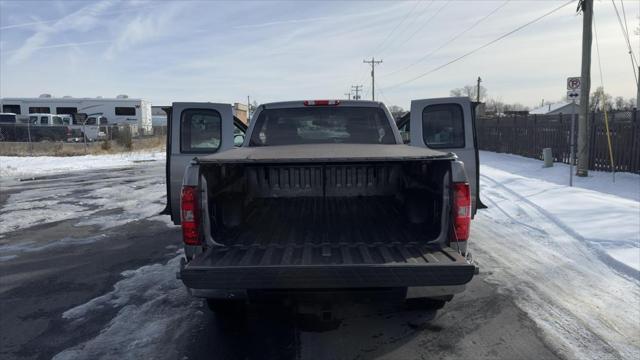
53, 252, 202, 360
480, 151, 640, 273
0, 174, 168, 236
479, 151, 639, 202
475, 151, 640, 359
31, 150, 639, 359
0, 165, 174, 259
0, 150, 165, 179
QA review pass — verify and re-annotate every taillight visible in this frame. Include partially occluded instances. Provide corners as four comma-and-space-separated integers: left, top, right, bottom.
303, 100, 340, 106
452, 182, 471, 241
181, 186, 201, 245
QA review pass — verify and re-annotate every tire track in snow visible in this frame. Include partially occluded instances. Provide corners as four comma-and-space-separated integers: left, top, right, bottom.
473, 172, 640, 360
481, 174, 640, 279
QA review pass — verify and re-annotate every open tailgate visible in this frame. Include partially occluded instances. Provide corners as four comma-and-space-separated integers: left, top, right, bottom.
180, 243, 474, 289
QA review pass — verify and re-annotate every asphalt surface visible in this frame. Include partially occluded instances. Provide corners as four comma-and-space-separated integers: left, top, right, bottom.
0, 163, 562, 360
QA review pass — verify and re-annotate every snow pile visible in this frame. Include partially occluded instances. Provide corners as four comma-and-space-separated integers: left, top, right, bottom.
0, 150, 165, 179
475, 151, 640, 359
54, 253, 201, 360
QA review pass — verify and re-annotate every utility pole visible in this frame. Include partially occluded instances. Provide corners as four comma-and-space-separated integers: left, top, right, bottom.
247, 95, 251, 122
637, 66, 639, 109
351, 85, 363, 100
577, 0, 593, 177
476, 76, 482, 102
344, 92, 351, 100
363, 57, 383, 101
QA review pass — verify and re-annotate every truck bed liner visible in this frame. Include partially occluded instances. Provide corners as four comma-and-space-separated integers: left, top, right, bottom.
181, 243, 473, 289
220, 197, 440, 246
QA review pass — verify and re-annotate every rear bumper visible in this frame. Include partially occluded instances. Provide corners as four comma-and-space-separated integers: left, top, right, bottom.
180, 244, 475, 290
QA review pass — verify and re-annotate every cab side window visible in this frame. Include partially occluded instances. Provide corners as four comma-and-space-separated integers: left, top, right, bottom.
181, 109, 222, 153
422, 104, 464, 148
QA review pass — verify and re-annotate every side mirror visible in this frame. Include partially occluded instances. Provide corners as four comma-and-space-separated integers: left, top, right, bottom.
400, 131, 410, 144
234, 134, 245, 147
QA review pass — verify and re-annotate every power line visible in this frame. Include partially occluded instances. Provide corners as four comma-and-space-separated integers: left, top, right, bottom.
619, 0, 633, 57
611, 0, 637, 63
593, 10, 606, 94
383, 0, 451, 55
376, 82, 393, 105
376, 1, 435, 56
382, 0, 575, 90
381, 0, 510, 78
348, 1, 426, 90
371, 0, 422, 56
592, 12, 616, 179
611, 0, 638, 83
350, 1, 435, 98
619, 0, 629, 30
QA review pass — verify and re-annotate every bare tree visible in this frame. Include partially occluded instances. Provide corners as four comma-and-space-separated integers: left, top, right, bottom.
387, 105, 406, 120
450, 84, 487, 102
590, 86, 613, 111
503, 103, 529, 112
486, 98, 505, 114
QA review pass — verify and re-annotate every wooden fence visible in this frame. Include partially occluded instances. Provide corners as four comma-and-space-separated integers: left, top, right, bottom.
476, 109, 640, 174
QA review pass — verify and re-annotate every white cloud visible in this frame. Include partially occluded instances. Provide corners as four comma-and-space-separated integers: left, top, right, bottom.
2, 40, 111, 53
104, 2, 185, 59
1, 1, 637, 108
7, 0, 115, 63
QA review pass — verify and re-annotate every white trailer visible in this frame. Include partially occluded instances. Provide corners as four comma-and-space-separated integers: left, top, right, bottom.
0, 95, 152, 134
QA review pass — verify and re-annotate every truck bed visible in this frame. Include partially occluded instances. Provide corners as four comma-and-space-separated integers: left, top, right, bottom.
181, 197, 473, 290
220, 197, 440, 246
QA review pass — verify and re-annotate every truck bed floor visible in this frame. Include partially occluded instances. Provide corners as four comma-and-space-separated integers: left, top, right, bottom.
221, 197, 439, 246
182, 197, 472, 290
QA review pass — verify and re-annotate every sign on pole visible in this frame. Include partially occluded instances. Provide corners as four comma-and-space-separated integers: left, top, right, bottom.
567, 90, 581, 100
567, 77, 581, 91
566, 76, 580, 187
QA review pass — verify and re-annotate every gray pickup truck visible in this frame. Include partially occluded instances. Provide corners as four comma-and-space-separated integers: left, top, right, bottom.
164, 98, 481, 313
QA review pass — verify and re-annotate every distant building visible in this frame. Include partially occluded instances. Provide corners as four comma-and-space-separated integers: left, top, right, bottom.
151, 106, 167, 126
233, 103, 248, 124
529, 101, 579, 115
149, 103, 249, 127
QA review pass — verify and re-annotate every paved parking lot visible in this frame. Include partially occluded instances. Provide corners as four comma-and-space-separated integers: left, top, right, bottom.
0, 162, 574, 359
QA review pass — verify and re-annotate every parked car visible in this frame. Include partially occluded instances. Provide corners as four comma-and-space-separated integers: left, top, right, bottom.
0, 113, 69, 142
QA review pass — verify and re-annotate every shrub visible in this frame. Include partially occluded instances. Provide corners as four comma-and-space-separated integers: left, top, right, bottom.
114, 125, 133, 151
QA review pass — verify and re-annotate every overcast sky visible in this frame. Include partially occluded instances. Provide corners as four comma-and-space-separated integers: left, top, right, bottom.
0, 0, 638, 109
